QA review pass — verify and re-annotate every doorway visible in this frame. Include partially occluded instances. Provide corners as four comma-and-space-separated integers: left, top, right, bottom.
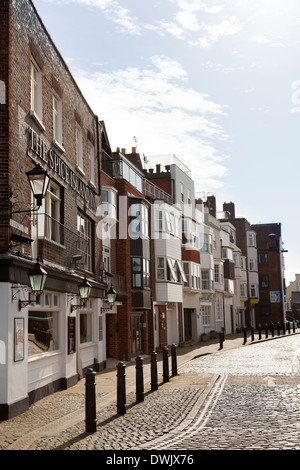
184, 308, 193, 340
130, 313, 142, 355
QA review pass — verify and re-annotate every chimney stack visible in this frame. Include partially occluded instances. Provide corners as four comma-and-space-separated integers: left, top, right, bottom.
223, 202, 235, 219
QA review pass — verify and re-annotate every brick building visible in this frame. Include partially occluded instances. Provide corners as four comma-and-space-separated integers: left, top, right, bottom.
251, 223, 286, 326
0, 0, 107, 419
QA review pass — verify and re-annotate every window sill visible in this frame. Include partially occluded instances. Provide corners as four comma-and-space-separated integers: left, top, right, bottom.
76, 165, 85, 177
28, 350, 62, 362
29, 110, 45, 132
39, 236, 65, 249
52, 139, 65, 153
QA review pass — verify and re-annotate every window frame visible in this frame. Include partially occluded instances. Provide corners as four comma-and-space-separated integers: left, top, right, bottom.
76, 123, 84, 172
30, 57, 44, 129
52, 91, 63, 147
77, 212, 93, 272
88, 141, 95, 185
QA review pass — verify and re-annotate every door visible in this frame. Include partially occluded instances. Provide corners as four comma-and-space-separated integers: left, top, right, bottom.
130, 314, 142, 355
154, 306, 160, 349
184, 308, 193, 340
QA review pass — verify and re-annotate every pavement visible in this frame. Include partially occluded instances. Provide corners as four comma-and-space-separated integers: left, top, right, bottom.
0, 330, 297, 451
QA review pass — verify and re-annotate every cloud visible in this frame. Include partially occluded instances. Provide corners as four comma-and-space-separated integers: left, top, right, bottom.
174, 0, 225, 14
175, 10, 201, 31
195, 16, 243, 48
250, 33, 283, 47
42, 0, 141, 34
70, 55, 229, 189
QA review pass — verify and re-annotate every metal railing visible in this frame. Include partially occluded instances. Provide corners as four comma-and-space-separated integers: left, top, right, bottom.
37, 213, 91, 271
142, 179, 172, 204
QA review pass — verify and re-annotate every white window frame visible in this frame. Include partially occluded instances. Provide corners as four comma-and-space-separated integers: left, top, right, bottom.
156, 257, 165, 280
167, 258, 178, 282
177, 260, 187, 283
77, 212, 92, 272
88, 141, 95, 185
102, 187, 117, 220
180, 183, 184, 202
201, 305, 211, 327
250, 284, 257, 297
76, 123, 84, 171
103, 247, 111, 273
28, 310, 59, 357
80, 312, 93, 344
30, 58, 44, 129
53, 92, 63, 146
248, 232, 256, 247
216, 296, 223, 321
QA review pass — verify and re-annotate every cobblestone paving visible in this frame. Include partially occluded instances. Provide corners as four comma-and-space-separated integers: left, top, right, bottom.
184, 335, 300, 376
144, 335, 300, 451
27, 388, 203, 450
160, 383, 300, 450
1, 335, 300, 451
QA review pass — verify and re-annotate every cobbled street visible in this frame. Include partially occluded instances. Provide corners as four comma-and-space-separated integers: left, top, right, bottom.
1, 334, 300, 451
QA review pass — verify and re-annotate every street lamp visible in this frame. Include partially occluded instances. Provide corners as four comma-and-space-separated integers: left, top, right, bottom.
19, 258, 48, 310
11, 163, 50, 214
26, 163, 50, 208
102, 285, 117, 312
71, 276, 92, 312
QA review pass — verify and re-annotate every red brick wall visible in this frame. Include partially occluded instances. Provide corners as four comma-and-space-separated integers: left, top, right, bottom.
8, 0, 102, 276
0, 0, 11, 252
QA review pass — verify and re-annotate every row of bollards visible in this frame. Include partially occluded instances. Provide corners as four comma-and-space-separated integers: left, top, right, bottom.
243, 320, 299, 344
117, 345, 177, 416
219, 321, 300, 349
85, 344, 178, 432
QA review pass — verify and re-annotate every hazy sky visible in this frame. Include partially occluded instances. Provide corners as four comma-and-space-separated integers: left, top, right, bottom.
33, 0, 300, 284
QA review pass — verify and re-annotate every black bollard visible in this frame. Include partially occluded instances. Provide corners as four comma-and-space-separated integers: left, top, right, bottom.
219, 331, 223, 349
282, 322, 286, 335
265, 324, 268, 339
117, 362, 126, 414
251, 326, 254, 341
163, 346, 169, 383
221, 326, 225, 342
277, 322, 280, 336
287, 322, 290, 334
293, 321, 296, 333
85, 368, 97, 433
243, 326, 247, 344
171, 344, 177, 377
258, 324, 262, 340
135, 356, 144, 402
151, 351, 158, 391
271, 323, 274, 337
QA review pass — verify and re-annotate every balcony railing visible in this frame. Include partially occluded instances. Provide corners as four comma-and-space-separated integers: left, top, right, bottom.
143, 179, 172, 204
37, 214, 91, 271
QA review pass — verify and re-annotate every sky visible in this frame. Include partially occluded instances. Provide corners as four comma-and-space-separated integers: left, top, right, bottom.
32, 0, 300, 285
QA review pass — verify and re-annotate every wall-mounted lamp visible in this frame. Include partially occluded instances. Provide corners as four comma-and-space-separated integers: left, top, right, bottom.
19, 259, 48, 311
102, 286, 117, 312
11, 163, 50, 214
71, 276, 92, 312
